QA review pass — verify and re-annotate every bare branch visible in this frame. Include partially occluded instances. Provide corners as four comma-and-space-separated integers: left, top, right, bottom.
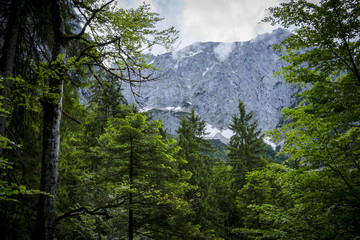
66, 0, 116, 42
56, 199, 126, 221
62, 110, 81, 124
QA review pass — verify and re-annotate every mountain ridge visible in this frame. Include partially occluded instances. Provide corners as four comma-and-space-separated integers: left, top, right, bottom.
123, 28, 299, 144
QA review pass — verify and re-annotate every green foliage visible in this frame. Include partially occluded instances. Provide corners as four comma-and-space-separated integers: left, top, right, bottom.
0, 72, 44, 237
3, 75, 40, 113
208, 139, 228, 161
58, 111, 197, 239
0, 153, 42, 201
1, 0, 180, 238
264, 144, 287, 164
234, 163, 290, 240
73, 1, 178, 84
0, 79, 43, 201
0, 78, 44, 240
237, 164, 360, 240
6, 0, 360, 238
263, 0, 360, 239
175, 109, 227, 239
221, 100, 269, 238
97, 114, 193, 237
228, 100, 268, 189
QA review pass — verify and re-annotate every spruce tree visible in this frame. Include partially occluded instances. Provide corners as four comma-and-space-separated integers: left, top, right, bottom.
227, 100, 267, 190
176, 109, 225, 238
58, 113, 196, 239
224, 100, 267, 237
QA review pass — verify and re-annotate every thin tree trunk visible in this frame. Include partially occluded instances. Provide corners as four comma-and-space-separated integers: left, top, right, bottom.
34, 0, 66, 239
129, 140, 134, 240
0, 0, 23, 152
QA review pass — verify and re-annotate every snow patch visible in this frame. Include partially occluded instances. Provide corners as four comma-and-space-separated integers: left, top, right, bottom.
140, 106, 186, 113
214, 42, 235, 62
205, 124, 234, 143
205, 123, 222, 138
202, 64, 216, 76
140, 106, 153, 112
205, 124, 277, 149
188, 51, 202, 57
202, 67, 210, 76
164, 106, 184, 112
264, 137, 276, 150
221, 129, 234, 139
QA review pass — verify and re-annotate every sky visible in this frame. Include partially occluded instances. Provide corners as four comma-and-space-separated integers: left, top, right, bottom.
118, 0, 286, 53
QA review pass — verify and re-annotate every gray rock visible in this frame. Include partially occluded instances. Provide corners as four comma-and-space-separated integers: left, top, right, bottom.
123, 28, 299, 143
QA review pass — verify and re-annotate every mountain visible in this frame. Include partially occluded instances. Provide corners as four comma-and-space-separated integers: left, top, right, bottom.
123, 28, 299, 144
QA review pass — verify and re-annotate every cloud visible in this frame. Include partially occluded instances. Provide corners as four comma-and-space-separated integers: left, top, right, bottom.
181, 0, 283, 42
116, 0, 144, 8
115, 0, 290, 53
213, 42, 235, 62
151, 0, 184, 31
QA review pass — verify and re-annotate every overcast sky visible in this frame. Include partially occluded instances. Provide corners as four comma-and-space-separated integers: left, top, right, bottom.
119, 0, 285, 53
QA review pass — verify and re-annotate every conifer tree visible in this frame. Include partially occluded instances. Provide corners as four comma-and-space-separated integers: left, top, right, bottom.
0, 1, 179, 238
58, 113, 195, 239
175, 109, 225, 238
227, 100, 267, 189
225, 100, 267, 237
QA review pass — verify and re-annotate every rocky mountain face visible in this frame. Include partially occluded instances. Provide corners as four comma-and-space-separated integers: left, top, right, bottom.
123, 28, 299, 143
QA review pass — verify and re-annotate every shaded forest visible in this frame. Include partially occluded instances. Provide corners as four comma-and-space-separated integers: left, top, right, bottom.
0, 0, 359, 239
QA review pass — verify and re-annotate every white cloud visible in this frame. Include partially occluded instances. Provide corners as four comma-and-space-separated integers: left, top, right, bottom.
182, 0, 283, 42
115, 0, 288, 53
214, 42, 235, 62
116, 0, 155, 9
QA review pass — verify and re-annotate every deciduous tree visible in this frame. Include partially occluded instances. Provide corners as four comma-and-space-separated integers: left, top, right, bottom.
28, 1, 178, 239
265, 0, 360, 238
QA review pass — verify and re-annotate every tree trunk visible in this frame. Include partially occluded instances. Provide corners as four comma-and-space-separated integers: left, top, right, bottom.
0, 0, 23, 152
129, 140, 134, 240
34, 0, 66, 239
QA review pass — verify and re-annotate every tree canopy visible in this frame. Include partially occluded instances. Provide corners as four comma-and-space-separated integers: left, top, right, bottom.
1, 0, 360, 239
264, 0, 360, 238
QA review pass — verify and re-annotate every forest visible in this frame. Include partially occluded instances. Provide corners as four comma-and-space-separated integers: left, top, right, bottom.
0, 0, 359, 239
